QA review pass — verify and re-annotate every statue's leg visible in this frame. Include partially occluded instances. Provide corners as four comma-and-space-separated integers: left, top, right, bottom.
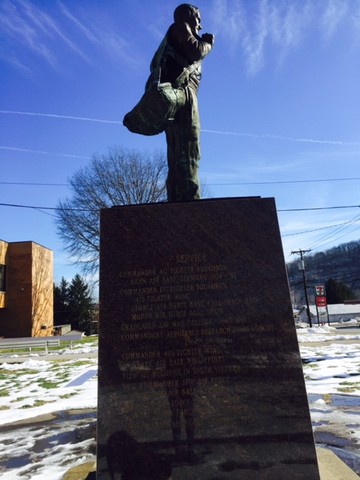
165, 125, 180, 202
165, 87, 201, 202
176, 91, 201, 202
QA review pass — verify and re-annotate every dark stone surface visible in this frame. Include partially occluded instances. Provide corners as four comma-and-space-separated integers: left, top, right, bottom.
97, 197, 320, 479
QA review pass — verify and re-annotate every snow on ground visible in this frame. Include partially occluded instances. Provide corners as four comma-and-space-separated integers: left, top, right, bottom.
1, 331, 360, 478
301, 344, 360, 388
0, 344, 98, 426
297, 324, 360, 343
298, 325, 360, 398
0, 340, 98, 479
298, 326, 360, 473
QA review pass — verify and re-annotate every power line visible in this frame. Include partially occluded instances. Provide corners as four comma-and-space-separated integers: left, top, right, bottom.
1, 202, 360, 213
306, 213, 360, 246
279, 205, 360, 212
2, 178, 360, 187
282, 217, 360, 237
307, 223, 360, 252
208, 177, 360, 186
0, 202, 88, 211
3, 201, 360, 241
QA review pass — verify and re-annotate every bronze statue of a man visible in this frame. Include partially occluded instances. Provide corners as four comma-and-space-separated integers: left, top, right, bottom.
124, 4, 214, 202
154, 4, 214, 202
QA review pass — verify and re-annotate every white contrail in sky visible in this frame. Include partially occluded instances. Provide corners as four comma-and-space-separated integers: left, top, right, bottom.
0, 110, 122, 124
201, 129, 360, 146
1, 110, 360, 146
0, 145, 89, 159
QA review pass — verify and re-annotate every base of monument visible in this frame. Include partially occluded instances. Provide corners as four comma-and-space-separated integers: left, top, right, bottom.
62, 461, 96, 480
316, 448, 359, 480
98, 198, 320, 479
61, 449, 358, 480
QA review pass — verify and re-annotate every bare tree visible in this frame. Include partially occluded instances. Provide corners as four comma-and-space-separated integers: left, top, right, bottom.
56, 147, 167, 274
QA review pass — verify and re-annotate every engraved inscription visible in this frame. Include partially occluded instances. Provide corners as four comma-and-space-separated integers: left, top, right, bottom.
115, 254, 253, 385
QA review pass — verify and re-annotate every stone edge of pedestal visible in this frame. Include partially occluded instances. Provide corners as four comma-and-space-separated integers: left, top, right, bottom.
61, 448, 359, 480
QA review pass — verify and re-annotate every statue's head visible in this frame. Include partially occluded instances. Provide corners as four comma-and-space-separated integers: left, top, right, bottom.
174, 4, 202, 33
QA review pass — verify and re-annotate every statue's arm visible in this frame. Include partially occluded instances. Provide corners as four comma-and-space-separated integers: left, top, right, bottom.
169, 23, 214, 63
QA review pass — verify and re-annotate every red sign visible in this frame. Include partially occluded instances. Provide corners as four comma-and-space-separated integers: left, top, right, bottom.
315, 296, 327, 307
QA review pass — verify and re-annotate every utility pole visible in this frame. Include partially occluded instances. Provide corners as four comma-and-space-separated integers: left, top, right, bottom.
291, 249, 312, 327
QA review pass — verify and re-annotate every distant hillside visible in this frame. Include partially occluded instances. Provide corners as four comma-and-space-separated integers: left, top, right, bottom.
286, 240, 360, 307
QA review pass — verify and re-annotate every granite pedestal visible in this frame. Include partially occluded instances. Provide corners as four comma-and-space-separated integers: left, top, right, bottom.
97, 197, 320, 479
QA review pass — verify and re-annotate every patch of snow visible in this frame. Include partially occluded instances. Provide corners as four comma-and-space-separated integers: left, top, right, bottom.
1, 332, 360, 477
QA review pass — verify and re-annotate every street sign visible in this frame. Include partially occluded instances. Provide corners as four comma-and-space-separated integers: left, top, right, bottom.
315, 296, 327, 307
315, 285, 326, 297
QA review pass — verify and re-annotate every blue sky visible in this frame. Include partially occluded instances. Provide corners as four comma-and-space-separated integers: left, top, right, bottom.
1, 0, 360, 285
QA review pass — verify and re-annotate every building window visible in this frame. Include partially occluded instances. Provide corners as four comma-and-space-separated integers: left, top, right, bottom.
0, 265, 6, 292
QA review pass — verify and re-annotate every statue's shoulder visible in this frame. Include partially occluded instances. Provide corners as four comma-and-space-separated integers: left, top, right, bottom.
168, 21, 192, 43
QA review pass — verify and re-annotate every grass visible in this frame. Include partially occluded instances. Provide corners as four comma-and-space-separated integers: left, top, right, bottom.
322, 393, 332, 404
49, 364, 62, 371
338, 387, 357, 393
0, 368, 41, 377
0, 369, 34, 380
20, 370, 39, 375
71, 361, 92, 367
60, 392, 78, 399
38, 379, 61, 389
0, 345, 59, 354
337, 380, 360, 393
21, 399, 57, 409
0, 337, 98, 413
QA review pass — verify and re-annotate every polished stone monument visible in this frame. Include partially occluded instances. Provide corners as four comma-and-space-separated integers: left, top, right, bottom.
97, 197, 320, 479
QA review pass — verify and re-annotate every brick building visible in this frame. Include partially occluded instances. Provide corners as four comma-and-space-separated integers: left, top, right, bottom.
0, 240, 54, 338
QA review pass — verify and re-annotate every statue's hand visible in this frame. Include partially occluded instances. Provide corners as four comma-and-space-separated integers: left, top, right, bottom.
201, 33, 215, 46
